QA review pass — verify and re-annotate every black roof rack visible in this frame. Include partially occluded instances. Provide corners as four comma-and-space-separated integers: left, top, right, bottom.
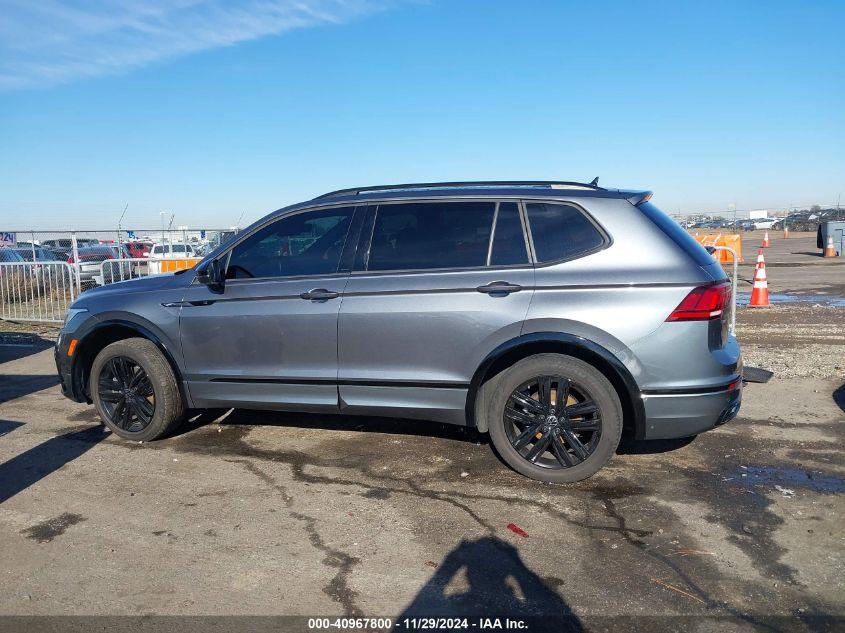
314, 179, 605, 200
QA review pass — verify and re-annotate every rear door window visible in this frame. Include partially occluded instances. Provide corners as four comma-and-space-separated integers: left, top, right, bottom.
525, 202, 605, 263
367, 201, 495, 271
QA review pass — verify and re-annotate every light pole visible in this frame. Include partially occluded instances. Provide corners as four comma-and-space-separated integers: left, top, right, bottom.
117, 203, 128, 254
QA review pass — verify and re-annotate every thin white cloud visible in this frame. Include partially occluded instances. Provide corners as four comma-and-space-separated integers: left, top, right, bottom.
0, 0, 389, 90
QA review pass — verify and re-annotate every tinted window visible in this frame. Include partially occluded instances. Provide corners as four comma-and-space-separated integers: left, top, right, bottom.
490, 202, 528, 266
638, 201, 716, 266
227, 206, 354, 279
367, 202, 495, 271
526, 203, 605, 263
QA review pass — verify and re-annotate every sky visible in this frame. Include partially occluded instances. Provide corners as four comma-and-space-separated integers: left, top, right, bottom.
1, 0, 843, 230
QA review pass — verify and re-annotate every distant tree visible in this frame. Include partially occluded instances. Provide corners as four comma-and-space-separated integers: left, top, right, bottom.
810, 205, 822, 213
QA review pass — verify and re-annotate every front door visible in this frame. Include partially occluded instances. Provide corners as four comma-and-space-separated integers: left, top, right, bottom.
180, 205, 358, 411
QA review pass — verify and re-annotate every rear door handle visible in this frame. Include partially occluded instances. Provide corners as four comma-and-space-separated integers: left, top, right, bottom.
476, 281, 522, 295
300, 288, 340, 301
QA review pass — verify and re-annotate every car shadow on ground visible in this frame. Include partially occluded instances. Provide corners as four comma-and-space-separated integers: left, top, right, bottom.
0, 424, 109, 504
175, 408, 487, 444
0, 334, 58, 403
0, 333, 54, 364
616, 435, 697, 455
833, 384, 845, 414
395, 536, 582, 632
174, 408, 699, 459
0, 374, 60, 404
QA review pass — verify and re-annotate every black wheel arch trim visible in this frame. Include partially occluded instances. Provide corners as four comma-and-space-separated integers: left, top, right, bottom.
467, 332, 646, 439
70, 318, 189, 406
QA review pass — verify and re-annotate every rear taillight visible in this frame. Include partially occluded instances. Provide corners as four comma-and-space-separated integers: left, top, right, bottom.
666, 283, 731, 322
67, 256, 74, 264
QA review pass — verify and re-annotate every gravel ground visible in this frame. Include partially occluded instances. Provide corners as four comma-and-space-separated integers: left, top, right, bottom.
736, 303, 845, 379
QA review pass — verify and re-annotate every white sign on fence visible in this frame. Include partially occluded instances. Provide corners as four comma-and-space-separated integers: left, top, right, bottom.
0, 232, 16, 247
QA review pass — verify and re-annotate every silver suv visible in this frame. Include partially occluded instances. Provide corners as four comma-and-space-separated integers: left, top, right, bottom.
56, 181, 742, 482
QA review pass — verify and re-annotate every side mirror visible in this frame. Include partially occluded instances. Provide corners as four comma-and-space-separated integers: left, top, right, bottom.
196, 258, 225, 291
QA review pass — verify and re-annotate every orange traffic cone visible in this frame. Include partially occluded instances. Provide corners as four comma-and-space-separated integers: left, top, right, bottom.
762, 231, 770, 248
783, 226, 789, 239
824, 235, 837, 258
749, 251, 770, 307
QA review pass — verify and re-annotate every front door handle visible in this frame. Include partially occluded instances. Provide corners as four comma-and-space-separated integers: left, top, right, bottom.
300, 288, 340, 301
476, 281, 522, 295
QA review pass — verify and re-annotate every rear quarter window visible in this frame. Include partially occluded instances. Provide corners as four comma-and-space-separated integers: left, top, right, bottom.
638, 202, 716, 266
525, 202, 606, 263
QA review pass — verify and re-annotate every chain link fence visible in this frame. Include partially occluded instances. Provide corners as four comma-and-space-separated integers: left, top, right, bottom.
0, 228, 238, 323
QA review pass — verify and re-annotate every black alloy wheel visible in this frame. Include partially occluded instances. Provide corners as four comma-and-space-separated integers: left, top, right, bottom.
503, 375, 602, 469
97, 356, 156, 433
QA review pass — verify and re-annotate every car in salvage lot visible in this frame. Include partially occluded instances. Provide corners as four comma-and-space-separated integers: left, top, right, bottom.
55, 180, 741, 483
143, 242, 198, 274
67, 245, 132, 287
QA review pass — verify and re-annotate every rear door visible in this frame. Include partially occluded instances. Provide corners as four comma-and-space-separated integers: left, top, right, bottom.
338, 200, 535, 424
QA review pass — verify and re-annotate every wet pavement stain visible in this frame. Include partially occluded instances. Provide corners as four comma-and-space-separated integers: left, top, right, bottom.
21, 512, 86, 543
736, 292, 845, 307
363, 488, 391, 500
738, 465, 845, 493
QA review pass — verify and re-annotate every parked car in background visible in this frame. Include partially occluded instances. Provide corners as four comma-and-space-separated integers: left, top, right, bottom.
146, 243, 197, 259
145, 243, 198, 274
67, 245, 131, 287
0, 247, 27, 269
125, 241, 152, 259
13, 246, 59, 262
752, 219, 775, 230
11, 247, 63, 279
0, 248, 36, 282
56, 180, 742, 483
108, 244, 133, 259
40, 238, 100, 260
732, 220, 756, 232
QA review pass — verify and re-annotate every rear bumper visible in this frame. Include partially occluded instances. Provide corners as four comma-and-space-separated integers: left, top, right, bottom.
641, 379, 742, 439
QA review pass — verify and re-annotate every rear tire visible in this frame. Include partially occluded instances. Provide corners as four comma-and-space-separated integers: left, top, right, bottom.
91, 338, 184, 441
488, 354, 622, 483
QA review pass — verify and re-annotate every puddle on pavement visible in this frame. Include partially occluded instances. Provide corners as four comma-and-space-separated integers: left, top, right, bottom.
736, 465, 845, 493
736, 293, 845, 307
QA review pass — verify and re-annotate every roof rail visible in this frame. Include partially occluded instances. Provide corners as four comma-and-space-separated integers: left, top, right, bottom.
314, 179, 605, 200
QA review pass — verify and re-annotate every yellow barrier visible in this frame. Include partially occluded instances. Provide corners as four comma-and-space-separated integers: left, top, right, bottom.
159, 258, 202, 272
692, 233, 743, 263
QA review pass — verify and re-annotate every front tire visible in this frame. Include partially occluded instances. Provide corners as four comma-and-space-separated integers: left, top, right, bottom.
90, 338, 184, 441
488, 354, 622, 483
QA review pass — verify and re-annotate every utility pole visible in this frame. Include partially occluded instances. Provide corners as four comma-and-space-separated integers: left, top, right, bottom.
167, 214, 175, 258
117, 203, 128, 254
